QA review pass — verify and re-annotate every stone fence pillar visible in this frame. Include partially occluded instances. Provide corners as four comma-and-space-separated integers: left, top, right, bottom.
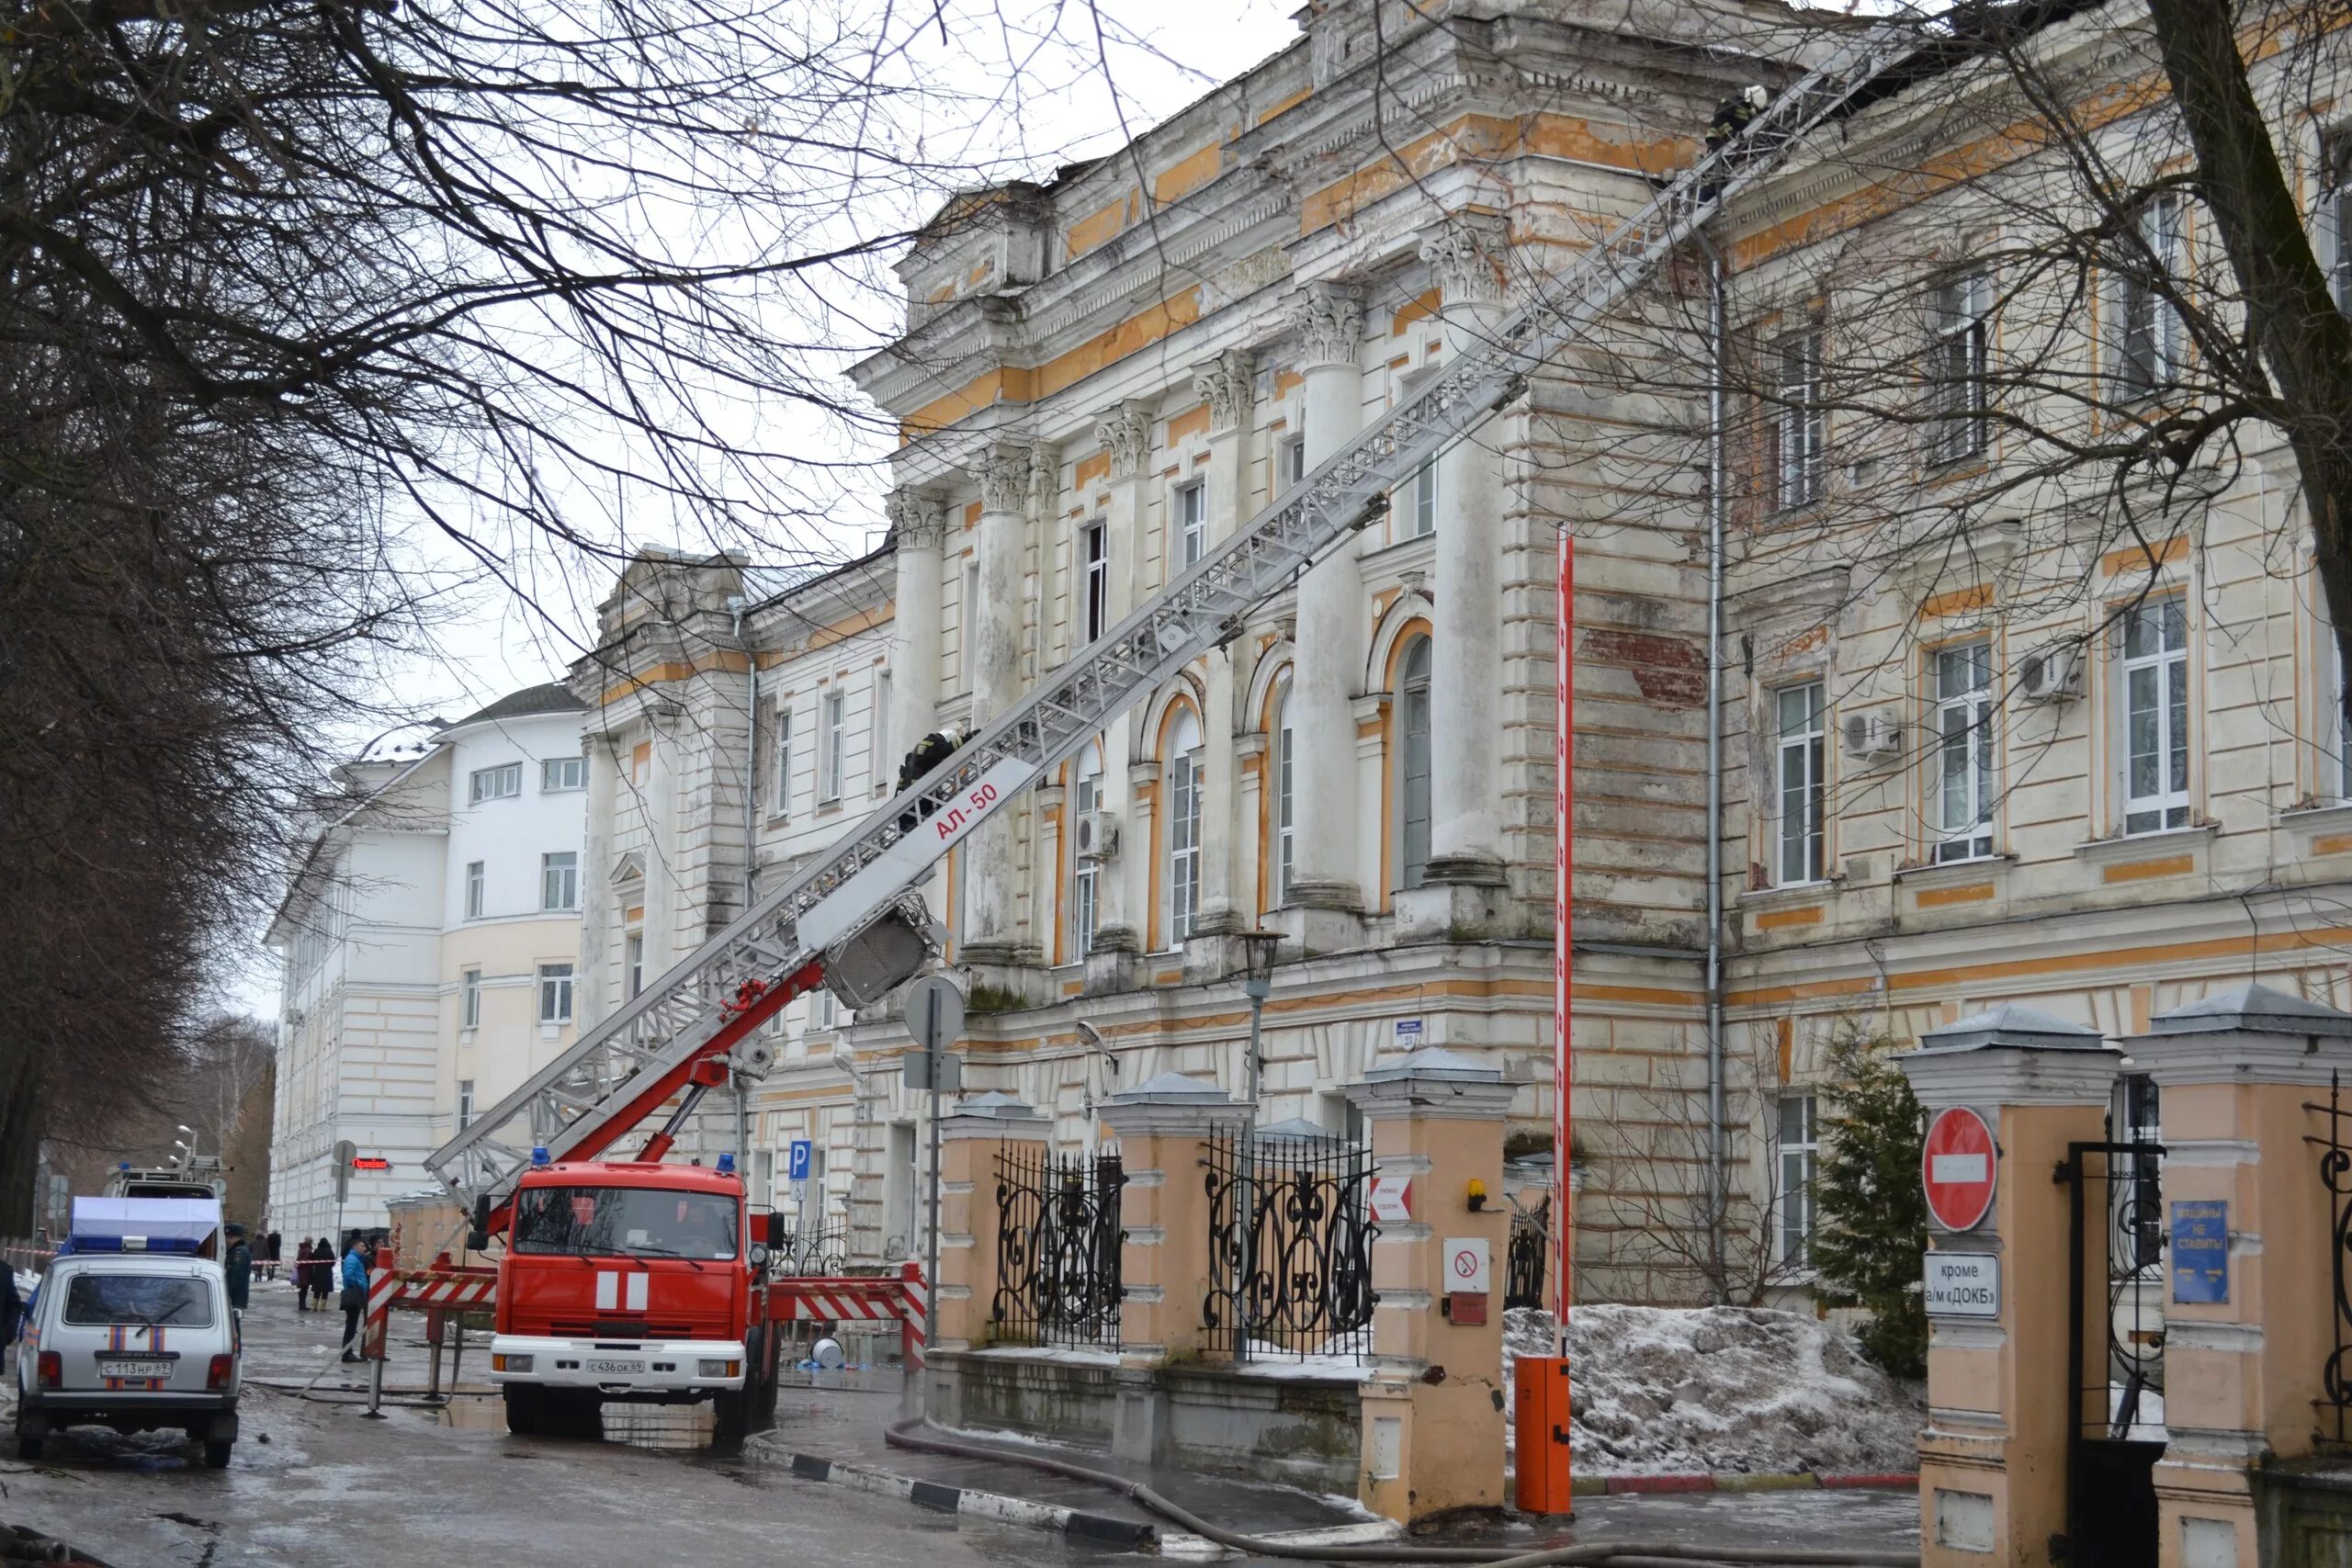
1898, 1005, 2122, 1568
928, 1091, 1048, 1359
1345, 1047, 1511, 1526
1099, 1071, 1248, 1463
2124, 984, 2352, 1568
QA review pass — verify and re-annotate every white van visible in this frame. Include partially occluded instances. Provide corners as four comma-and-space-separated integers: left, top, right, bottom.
15, 1252, 242, 1467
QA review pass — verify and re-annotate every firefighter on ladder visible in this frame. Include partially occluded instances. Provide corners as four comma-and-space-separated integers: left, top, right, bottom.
895, 727, 964, 832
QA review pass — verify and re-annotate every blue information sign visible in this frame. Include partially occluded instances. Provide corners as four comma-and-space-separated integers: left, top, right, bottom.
2170, 1200, 2228, 1304
787, 1139, 813, 1182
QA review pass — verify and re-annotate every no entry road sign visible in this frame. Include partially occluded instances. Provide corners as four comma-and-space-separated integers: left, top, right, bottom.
1922, 1106, 1998, 1233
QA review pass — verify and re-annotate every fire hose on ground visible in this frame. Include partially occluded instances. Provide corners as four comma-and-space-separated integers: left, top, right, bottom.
881, 1420, 1922, 1568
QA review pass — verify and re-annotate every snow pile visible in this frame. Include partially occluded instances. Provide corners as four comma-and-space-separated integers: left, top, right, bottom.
1505, 1304, 1923, 1477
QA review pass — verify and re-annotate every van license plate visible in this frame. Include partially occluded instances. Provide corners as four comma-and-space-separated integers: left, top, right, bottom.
585, 1359, 638, 1374
100, 1359, 172, 1380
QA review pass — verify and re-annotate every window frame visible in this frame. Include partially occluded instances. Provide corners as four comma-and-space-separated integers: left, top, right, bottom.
1070, 742, 1103, 961
1408, 461, 1437, 538
2117, 193, 2188, 399
1927, 271, 1992, 466
1166, 710, 1204, 946
2119, 596, 2191, 835
1281, 433, 1306, 491
458, 1078, 476, 1131
2328, 130, 2352, 315
469, 761, 523, 805
1771, 325, 1827, 512
464, 860, 485, 920
772, 705, 794, 818
1174, 479, 1207, 570
1274, 682, 1296, 908
1774, 682, 1828, 886
537, 962, 575, 1024
873, 672, 892, 792
1931, 641, 1997, 863
626, 931, 645, 999
460, 967, 481, 1030
1082, 520, 1110, 645
540, 756, 586, 793
1776, 1093, 1820, 1269
540, 851, 578, 912
820, 688, 846, 804
1398, 637, 1434, 891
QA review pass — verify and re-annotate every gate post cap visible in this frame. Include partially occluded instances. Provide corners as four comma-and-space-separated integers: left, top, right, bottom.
938, 1091, 1048, 1142
1350, 1048, 1512, 1119
1100, 1073, 1245, 1138
2148, 982, 2352, 1038
1899, 1006, 2121, 1111
1106, 1072, 1235, 1106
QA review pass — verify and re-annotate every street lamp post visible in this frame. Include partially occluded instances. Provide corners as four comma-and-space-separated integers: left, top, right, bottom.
1234, 931, 1281, 1365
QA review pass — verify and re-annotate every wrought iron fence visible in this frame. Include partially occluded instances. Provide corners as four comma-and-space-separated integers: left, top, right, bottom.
2062, 1131, 2166, 1568
2312, 1071, 2352, 1445
772, 1223, 852, 1276
991, 1146, 1126, 1348
1506, 1195, 1550, 1312
1204, 1129, 1377, 1360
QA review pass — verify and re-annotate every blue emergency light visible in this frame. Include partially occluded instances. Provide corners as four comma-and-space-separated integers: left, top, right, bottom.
531, 1146, 550, 1167
716, 1153, 735, 1175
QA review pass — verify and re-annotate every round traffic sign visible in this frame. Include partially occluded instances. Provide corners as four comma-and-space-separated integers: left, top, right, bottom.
1922, 1106, 1998, 1232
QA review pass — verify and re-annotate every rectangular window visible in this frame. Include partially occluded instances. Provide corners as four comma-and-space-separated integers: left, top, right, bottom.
811, 989, 837, 1030
1282, 433, 1306, 490
2330, 131, 2352, 315
1175, 481, 1207, 569
1928, 271, 1992, 465
460, 968, 481, 1029
1082, 522, 1110, 644
773, 707, 793, 818
1276, 705, 1296, 906
540, 851, 578, 911
1933, 642, 1996, 862
1778, 1094, 1819, 1267
1170, 750, 1203, 943
1409, 461, 1437, 538
630, 741, 650, 788
464, 861, 485, 919
873, 673, 891, 792
2119, 195, 2186, 397
2122, 597, 2191, 833
1776, 682, 1826, 886
469, 762, 523, 805
2334, 639, 2352, 801
1773, 327, 1826, 511
1072, 769, 1100, 960
537, 963, 574, 1024
962, 560, 981, 684
540, 757, 585, 793
820, 690, 845, 802
458, 1079, 475, 1131
626, 931, 644, 999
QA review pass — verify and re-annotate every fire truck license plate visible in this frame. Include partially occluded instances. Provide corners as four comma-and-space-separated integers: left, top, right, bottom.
100, 1359, 173, 1380
586, 1359, 639, 1374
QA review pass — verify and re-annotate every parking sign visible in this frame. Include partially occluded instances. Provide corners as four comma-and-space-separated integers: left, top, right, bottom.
787, 1139, 812, 1182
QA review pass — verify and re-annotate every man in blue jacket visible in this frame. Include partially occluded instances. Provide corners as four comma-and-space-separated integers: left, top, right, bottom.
339, 1237, 370, 1361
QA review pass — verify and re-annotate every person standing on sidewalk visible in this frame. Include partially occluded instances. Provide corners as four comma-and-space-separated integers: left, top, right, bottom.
339, 1236, 369, 1361
223, 1224, 253, 1314
292, 1239, 313, 1310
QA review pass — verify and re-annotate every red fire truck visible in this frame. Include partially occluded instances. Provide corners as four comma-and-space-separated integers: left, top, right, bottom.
480, 1151, 783, 1439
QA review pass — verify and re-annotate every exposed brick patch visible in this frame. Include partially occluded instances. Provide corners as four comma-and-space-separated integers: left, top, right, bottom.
1577, 630, 1706, 709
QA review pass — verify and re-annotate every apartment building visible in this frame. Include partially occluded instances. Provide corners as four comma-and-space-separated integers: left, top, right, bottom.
266, 684, 587, 1240
580, 0, 2352, 1303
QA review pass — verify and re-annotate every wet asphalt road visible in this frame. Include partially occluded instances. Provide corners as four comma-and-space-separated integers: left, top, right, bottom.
0, 1280, 1920, 1565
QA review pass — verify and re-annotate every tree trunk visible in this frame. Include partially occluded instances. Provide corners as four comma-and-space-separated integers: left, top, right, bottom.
2143, 0, 2352, 711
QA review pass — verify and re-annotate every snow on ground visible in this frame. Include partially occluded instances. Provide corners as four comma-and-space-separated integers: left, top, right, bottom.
1505, 1304, 1924, 1477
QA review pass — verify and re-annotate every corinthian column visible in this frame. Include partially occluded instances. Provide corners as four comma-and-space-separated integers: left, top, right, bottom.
885, 486, 949, 761
1419, 216, 1511, 892
1287, 284, 1367, 927
1190, 351, 1253, 938
960, 442, 1033, 964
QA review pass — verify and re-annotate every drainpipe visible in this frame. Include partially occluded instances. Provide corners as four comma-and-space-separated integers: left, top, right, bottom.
1693, 230, 1729, 1303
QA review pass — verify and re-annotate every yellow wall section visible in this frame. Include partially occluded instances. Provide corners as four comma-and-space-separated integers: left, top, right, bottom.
1254, 86, 1311, 127
1075, 452, 1111, 488
1065, 193, 1136, 260
1166, 402, 1211, 445
1154, 143, 1223, 208
1302, 114, 1690, 233
900, 288, 1205, 439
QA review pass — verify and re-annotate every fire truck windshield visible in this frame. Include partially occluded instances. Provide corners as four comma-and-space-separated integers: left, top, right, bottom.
511, 1186, 740, 1261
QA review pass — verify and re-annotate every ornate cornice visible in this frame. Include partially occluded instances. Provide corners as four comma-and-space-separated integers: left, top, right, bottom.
1191, 350, 1253, 434
1096, 401, 1155, 481
1290, 282, 1363, 370
978, 443, 1036, 513
885, 485, 952, 549
1419, 213, 1510, 309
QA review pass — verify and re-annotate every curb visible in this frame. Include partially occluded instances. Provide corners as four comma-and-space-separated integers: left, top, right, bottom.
1570, 1471, 1919, 1497
757, 1442, 1156, 1551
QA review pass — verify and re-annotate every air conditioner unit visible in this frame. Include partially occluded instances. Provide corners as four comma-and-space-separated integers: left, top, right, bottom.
2020, 643, 2083, 704
282, 1008, 305, 1030
1074, 808, 1121, 862
1841, 712, 1904, 763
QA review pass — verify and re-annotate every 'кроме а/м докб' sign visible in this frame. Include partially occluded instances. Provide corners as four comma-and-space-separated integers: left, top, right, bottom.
1925, 1251, 2001, 1318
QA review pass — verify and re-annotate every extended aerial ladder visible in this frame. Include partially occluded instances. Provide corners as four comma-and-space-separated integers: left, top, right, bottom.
424, 20, 1918, 1224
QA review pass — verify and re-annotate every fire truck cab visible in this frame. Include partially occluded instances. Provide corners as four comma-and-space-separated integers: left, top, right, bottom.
484, 1154, 780, 1439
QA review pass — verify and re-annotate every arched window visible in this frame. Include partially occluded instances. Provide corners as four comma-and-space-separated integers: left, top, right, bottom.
1272, 681, 1295, 907
1398, 637, 1432, 890
1166, 708, 1204, 945
1070, 741, 1104, 959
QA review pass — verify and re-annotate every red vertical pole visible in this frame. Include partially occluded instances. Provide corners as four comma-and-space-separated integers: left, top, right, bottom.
1554, 530, 1574, 1346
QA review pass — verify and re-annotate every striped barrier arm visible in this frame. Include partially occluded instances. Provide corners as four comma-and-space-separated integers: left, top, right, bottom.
364, 1246, 398, 1360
